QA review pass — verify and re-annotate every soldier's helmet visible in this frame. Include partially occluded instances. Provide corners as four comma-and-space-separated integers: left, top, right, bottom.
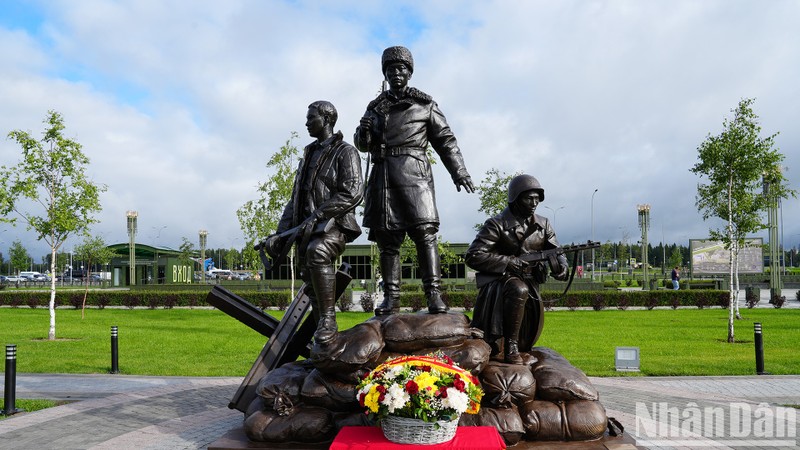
508, 174, 545, 203
382, 46, 414, 74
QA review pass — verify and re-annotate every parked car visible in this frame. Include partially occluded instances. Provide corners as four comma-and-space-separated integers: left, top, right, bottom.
5, 275, 22, 283
89, 274, 103, 282
0, 275, 7, 284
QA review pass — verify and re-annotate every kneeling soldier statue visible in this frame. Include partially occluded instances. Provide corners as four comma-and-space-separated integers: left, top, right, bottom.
466, 174, 569, 364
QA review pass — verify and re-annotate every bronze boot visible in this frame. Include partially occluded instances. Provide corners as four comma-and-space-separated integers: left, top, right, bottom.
503, 295, 526, 364
417, 239, 447, 314
504, 339, 524, 365
309, 266, 338, 343
375, 254, 400, 316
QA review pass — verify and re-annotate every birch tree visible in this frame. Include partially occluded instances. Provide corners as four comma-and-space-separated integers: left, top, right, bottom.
690, 98, 794, 343
1, 110, 105, 340
237, 133, 299, 295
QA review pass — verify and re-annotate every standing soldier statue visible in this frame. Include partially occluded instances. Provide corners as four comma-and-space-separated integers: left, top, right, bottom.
260, 101, 363, 343
355, 45, 474, 316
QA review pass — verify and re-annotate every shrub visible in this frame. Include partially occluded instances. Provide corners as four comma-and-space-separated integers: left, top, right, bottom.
745, 287, 760, 308
97, 294, 110, 309
69, 294, 84, 309
125, 294, 140, 309
359, 292, 376, 312
337, 293, 353, 312
408, 294, 424, 312
772, 295, 785, 309
591, 294, 606, 311
27, 296, 40, 309
646, 296, 659, 310
462, 295, 474, 312
616, 295, 629, 310
163, 294, 178, 309
400, 284, 421, 292
565, 294, 579, 311
669, 294, 681, 310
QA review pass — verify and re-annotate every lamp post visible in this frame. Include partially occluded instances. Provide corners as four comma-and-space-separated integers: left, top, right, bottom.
591, 189, 598, 281
199, 229, 208, 284
152, 226, 166, 284
126, 211, 138, 286
637, 204, 651, 290
763, 172, 781, 299
543, 205, 565, 228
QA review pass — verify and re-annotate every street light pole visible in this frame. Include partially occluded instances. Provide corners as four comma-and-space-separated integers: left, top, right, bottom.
543, 205, 565, 228
591, 189, 598, 281
152, 226, 166, 284
199, 230, 208, 284
126, 211, 138, 286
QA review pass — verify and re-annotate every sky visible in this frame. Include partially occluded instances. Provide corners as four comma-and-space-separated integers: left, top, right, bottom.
1, 0, 798, 264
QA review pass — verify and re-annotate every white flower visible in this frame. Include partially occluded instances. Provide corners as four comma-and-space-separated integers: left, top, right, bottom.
382, 384, 410, 413
385, 365, 403, 380
441, 388, 470, 413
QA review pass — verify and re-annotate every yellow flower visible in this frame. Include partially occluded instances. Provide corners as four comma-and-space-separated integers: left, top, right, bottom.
364, 385, 381, 413
413, 372, 439, 394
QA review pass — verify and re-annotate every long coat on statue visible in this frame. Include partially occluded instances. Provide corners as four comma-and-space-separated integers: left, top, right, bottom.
354, 87, 470, 234
465, 207, 567, 352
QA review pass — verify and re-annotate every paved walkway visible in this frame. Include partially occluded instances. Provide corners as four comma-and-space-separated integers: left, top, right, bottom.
2, 373, 798, 449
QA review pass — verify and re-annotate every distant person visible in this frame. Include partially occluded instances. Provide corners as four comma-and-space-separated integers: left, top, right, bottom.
671, 266, 680, 290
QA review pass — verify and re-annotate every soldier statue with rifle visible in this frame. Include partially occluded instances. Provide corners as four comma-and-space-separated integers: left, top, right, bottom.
466, 174, 597, 365
257, 100, 363, 344
355, 45, 474, 316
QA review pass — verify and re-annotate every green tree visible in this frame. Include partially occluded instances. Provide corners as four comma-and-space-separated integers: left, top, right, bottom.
178, 237, 195, 266
0, 111, 105, 340
667, 247, 683, 270
237, 133, 300, 294
399, 235, 462, 277
225, 247, 241, 272
9, 240, 31, 273
73, 235, 117, 316
474, 168, 519, 229
690, 98, 795, 343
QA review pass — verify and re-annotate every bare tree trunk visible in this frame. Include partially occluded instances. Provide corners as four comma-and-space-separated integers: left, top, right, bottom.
727, 228, 735, 343
49, 247, 57, 341
82, 257, 92, 319
732, 243, 742, 320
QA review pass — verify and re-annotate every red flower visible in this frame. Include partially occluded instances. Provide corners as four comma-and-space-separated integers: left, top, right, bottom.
379, 393, 385, 402
421, 365, 432, 372
359, 392, 366, 406
438, 386, 448, 398
376, 385, 386, 394
405, 380, 419, 395
454, 378, 466, 392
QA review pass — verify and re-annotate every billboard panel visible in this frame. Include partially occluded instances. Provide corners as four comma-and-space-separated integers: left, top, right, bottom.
690, 238, 763, 274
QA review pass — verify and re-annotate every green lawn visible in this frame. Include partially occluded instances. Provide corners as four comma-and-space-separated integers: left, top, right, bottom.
0, 308, 797, 377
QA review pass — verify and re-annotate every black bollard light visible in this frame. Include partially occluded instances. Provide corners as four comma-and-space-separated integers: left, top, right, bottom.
754, 322, 765, 375
110, 326, 119, 374
3, 344, 22, 415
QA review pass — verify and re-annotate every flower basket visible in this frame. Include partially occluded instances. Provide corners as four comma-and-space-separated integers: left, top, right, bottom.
357, 353, 483, 444
382, 414, 458, 445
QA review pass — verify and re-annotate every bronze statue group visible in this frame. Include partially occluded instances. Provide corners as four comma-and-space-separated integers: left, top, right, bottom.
262, 45, 569, 365
248, 46, 617, 446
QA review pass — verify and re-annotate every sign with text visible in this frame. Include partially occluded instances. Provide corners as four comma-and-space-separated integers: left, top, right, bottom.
690, 238, 763, 275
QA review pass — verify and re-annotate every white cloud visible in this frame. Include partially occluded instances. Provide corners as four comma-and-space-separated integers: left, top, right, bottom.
1, 0, 798, 263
